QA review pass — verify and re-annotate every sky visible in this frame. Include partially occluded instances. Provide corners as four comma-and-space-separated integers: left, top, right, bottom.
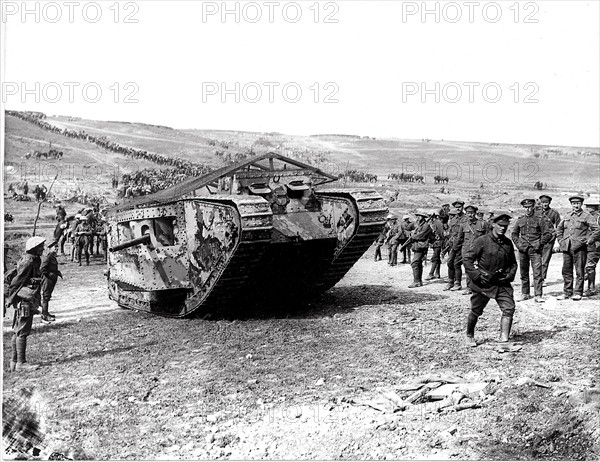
1, 0, 599, 146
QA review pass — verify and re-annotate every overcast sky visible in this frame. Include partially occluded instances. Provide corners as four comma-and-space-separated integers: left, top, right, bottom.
1, 1, 598, 146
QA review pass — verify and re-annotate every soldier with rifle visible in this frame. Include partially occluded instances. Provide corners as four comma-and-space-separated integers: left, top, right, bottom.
425, 211, 445, 280
463, 213, 519, 351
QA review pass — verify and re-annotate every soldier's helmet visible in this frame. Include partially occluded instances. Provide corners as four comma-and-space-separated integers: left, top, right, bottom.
25, 236, 46, 251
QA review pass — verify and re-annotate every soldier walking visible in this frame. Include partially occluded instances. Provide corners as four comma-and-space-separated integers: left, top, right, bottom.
444, 200, 466, 291
75, 216, 93, 266
511, 198, 552, 302
556, 195, 600, 300
463, 213, 519, 351
406, 211, 434, 288
400, 215, 414, 264
457, 205, 490, 295
537, 195, 561, 286
425, 211, 445, 280
583, 199, 600, 296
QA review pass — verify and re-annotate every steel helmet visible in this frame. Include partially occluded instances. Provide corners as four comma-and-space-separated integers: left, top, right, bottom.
25, 236, 46, 251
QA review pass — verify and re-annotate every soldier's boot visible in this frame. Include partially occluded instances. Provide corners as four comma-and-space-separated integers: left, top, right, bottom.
408, 266, 422, 288
585, 274, 596, 297
15, 337, 39, 372
9, 335, 17, 372
466, 313, 478, 347
40, 300, 56, 322
86, 255, 90, 266
443, 281, 454, 291
498, 316, 513, 343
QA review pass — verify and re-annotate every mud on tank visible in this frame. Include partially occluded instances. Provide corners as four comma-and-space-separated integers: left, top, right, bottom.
105, 152, 388, 317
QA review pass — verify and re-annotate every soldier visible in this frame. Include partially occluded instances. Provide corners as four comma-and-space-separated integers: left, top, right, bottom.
374, 215, 393, 262
537, 195, 561, 286
40, 241, 63, 322
386, 215, 402, 266
6, 236, 45, 372
406, 211, 434, 288
425, 211, 445, 280
68, 215, 80, 262
400, 215, 415, 264
444, 200, 466, 291
75, 216, 93, 266
463, 213, 519, 351
438, 203, 450, 225
583, 199, 600, 296
457, 205, 491, 295
511, 198, 552, 302
556, 195, 600, 300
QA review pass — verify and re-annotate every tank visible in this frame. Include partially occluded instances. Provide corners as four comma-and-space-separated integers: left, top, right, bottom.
105, 152, 388, 317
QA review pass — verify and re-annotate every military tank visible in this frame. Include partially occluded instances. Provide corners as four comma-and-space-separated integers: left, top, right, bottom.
105, 152, 387, 317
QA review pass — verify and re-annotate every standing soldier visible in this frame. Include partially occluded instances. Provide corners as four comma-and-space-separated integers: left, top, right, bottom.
386, 215, 402, 266
6, 236, 45, 372
537, 195, 561, 286
75, 216, 93, 266
511, 198, 552, 302
40, 241, 63, 322
425, 211, 445, 280
583, 199, 600, 296
556, 195, 600, 300
399, 215, 415, 264
69, 215, 79, 262
444, 200, 466, 291
406, 211, 434, 288
438, 203, 450, 225
457, 205, 490, 295
374, 215, 393, 262
463, 213, 519, 351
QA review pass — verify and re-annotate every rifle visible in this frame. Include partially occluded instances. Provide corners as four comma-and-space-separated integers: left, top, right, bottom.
399, 216, 434, 252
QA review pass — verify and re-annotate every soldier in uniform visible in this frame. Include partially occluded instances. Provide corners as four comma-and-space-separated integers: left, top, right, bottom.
75, 216, 93, 266
463, 213, 518, 350
556, 195, 600, 300
386, 215, 402, 266
400, 215, 415, 264
6, 236, 45, 372
374, 215, 393, 262
537, 195, 561, 286
438, 204, 450, 225
40, 241, 63, 322
457, 205, 490, 295
583, 199, 600, 296
407, 211, 434, 288
425, 211, 445, 280
511, 198, 552, 302
444, 200, 466, 291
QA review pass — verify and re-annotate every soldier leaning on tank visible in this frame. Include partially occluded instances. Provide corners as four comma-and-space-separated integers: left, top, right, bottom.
556, 195, 600, 301
583, 199, 600, 297
400, 215, 415, 264
511, 198, 552, 303
444, 200, 467, 291
463, 213, 518, 350
386, 215, 402, 266
407, 211, 435, 288
536, 195, 561, 286
425, 212, 445, 280
456, 205, 491, 296
6, 236, 45, 372
40, 241, 63, 322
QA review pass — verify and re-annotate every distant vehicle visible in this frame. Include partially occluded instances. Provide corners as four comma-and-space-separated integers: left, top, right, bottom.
105, 152, 388, 317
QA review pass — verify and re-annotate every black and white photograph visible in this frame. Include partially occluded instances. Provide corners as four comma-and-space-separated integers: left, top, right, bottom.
1, 1, 599, 459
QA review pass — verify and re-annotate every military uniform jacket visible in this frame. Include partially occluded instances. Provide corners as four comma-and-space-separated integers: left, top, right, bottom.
457, 219, 489, 251
511, 213, 552, 253
447, 213, 466, 249
410, 221, 434, 252
556, 210, 600, 252
7, 253, 42, 307
429, 218, 445, 248
538, 208, 561, 240
41, 253, 63, 282
463, 233, 518, 298
386, 223, 404, 245
587, 212, 600, 251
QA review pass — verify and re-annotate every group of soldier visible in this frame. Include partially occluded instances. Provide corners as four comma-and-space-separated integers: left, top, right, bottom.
376, 194, 600, 350
53, 204, 109, 267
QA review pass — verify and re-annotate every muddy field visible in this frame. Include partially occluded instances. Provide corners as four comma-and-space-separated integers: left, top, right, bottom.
3, 242, 599, 460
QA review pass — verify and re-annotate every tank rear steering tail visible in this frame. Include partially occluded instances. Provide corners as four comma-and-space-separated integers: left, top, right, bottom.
109, 234, 152, 252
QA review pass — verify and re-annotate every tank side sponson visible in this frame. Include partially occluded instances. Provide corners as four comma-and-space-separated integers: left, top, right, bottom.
183, 196, 273, 317
315, 190, 388, 292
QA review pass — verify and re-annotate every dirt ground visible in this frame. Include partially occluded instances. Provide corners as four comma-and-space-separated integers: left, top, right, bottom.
3, 241, 599, 460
